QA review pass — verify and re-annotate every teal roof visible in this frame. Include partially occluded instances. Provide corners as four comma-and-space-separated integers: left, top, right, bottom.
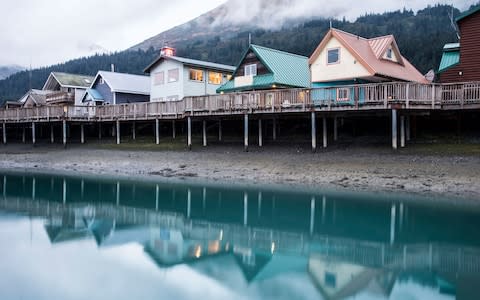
438, 44, 460, 73
218, 44, 310, 93
456, 5, 480, 23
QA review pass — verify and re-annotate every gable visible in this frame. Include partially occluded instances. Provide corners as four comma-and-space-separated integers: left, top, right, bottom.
233, 50, 271, 77
310, 36, 371, 83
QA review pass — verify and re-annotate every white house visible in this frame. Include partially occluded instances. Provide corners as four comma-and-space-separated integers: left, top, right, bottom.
144, 47, 235, 102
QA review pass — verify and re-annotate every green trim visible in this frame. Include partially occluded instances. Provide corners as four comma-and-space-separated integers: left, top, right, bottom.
456, 5, 480, 23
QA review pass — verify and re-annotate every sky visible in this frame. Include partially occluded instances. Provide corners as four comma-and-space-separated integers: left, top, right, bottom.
0, 0, 476, 68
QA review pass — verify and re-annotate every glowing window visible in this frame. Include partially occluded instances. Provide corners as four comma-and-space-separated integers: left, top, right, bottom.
208, 72, 222, 85
189, 69, 204, 82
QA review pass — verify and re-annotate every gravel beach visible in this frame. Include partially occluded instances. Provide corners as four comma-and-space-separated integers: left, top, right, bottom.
0, 143, 479, 200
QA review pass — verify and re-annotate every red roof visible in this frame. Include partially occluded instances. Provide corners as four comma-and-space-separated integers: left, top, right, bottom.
309, 29, 428, 83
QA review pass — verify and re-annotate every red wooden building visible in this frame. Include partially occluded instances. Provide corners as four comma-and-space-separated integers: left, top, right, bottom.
438, 6, 480, 83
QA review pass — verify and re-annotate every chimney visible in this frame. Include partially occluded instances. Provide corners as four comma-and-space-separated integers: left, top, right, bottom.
161, 46, 176, 57
111, 64, 115, 72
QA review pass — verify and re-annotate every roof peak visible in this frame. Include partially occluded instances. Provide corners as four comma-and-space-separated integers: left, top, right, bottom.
98, 70, 148, 78
250, 44, 308, 59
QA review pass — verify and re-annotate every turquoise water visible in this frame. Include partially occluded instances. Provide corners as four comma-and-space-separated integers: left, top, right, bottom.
0, 172, 479, 300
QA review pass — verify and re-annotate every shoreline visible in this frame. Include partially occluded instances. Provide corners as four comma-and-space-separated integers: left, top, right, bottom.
0, 143, 479, 204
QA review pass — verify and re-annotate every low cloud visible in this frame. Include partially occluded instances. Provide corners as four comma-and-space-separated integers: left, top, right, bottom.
212, 0, 477, 29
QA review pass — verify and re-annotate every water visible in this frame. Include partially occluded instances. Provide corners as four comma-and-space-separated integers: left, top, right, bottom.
0, 172, 479, 300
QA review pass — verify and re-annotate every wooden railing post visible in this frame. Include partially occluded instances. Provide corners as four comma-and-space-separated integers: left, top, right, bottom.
406, 84, 410, 109
432, 85, 436, 109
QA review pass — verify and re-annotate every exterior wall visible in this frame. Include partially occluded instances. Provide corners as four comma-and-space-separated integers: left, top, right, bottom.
183, 67, 229, 97
439, 12, 480, 83
92, 77, 114, 104
233, 50, 269, 77
74, 88, 87, 106
115, 93, 149, 104
150, 60, 184, 102
310, 37, 371, 83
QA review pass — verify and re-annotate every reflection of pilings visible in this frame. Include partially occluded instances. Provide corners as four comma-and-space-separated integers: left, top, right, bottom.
322, 195, 326, 224
187, 188, 191, 218
310, 196, 315, 235
2, 197, 480, 275
257, 192, 262, 217
62, 178, 67, 204
116, 181, 120, 206
155, 184, 159, 211
390, 203, 396, 245
32, 178, 36, 201
244, 192, 248, 226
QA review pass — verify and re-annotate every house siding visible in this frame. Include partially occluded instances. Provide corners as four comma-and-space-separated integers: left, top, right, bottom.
92, 78, 114, 104
150, 60, 185, 102
439, 12, 480, 83
115, 93, 149, 104
183, 67, 229, 97
310, 37, 371, 83
234, 50, 270, 77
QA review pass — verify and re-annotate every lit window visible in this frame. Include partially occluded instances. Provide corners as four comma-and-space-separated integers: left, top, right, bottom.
209, 72, 222, 85
189, 69, 204, 82
154, 72, 164, 85
386, 48, 393, 59
337, 88, 350, 101
244, 64, 257, 76
168, 68, 179, 83
327, 48, 340, 64
226, 74, 232, 81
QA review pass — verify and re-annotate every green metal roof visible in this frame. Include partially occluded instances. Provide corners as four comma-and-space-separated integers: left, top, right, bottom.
217, 44, 310, 93
438, 44, 460, 73
52, 72, 94, 88
456, 5, 480, 23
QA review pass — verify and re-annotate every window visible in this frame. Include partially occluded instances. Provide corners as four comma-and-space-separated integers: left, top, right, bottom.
244, 64, 257, 76
189, 69, 204, 82
325, 272, 337, 288
327, 48, 340, 64
226, 74, 233, 81
99, 78, 105, 85
337, 88, 350, 101
208, 72, 222, 85
154, 72, 164, 85
386, 48, 393, 59
168, 68, 179, 83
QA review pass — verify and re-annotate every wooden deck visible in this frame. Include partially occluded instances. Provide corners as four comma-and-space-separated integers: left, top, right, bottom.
1, 82, 480, 123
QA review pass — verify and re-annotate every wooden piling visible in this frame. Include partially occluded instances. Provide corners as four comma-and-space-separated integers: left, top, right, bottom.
81, 124, 85, 144
311, 112, 316, 152
2, 122, 6, 145
187, 117, 192, 150
155, 118, 160, 145
333, 116, 338, 142
203, 120, 207, 147
218, 120, 222, 142
172, 120, 176, 139
244, 114, 249, 152
116, 120, 120, 145
31, 122, 36, 145
392, 109, 398, 150
50, 124, 54, 144
323, 116, 327, 148
62, 120, 67, 147
132, 122, 136, 140
258, 118, 263, 147
400, 115, 405, 148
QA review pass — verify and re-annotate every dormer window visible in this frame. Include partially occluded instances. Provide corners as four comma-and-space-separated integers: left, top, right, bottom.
245, 64, 257, 76
386, 48, 393, 59
99, 78, 105, 85
327, 48, 340, 64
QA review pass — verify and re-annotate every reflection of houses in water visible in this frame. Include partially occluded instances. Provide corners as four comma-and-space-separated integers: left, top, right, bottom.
1, 174, 479, 298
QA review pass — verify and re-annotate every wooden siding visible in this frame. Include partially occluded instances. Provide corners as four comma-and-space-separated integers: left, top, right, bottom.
233, 50, 270, 77
116, 93, 149, 104
93, 77, 114, 104
440, 11, 480, 83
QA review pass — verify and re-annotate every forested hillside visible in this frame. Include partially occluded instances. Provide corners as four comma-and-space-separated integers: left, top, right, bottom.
0, 4, 475, 102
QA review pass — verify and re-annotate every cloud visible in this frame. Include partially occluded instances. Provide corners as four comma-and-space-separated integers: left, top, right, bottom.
212, 0, 477, 28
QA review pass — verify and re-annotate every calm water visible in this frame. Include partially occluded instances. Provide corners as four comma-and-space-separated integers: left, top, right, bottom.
0, 172, 479, 300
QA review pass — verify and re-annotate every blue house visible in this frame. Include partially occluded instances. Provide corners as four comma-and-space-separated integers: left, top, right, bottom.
82, 71, 150, 105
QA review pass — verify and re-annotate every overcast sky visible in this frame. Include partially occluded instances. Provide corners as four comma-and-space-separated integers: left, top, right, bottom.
0, 0, 475, 68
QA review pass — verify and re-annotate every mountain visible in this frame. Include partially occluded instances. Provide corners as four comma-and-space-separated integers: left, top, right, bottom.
0, 65, 24, 80
1, 2, 478, 103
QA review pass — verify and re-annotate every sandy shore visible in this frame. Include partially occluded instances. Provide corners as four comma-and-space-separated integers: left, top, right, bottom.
0, 143, 479, 201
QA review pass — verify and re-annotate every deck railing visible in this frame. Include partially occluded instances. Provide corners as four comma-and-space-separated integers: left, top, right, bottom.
1, 82, 479, 122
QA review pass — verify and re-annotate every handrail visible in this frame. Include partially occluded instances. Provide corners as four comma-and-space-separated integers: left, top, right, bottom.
1, 82, 479, 122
